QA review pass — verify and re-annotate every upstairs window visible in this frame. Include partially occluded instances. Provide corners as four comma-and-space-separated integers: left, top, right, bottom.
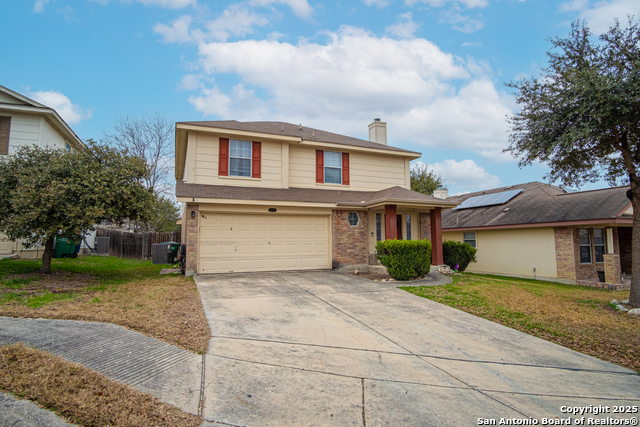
219, 138, 261, 178
230, 139, 252, 177
579, 228, 592, 263
316, 150, 349, 185
463, 231, 476, 248
324, 151, 342, 184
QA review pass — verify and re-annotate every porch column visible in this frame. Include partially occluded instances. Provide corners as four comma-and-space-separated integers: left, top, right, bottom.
384, 204, 397, 240
430, 207, 443, 265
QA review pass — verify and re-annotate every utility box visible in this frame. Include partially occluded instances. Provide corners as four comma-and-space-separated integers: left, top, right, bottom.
95, 237, 110, 255
152, 242, 179, 265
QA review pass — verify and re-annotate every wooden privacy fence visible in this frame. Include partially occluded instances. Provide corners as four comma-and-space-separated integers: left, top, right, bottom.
96, 228, 181, 259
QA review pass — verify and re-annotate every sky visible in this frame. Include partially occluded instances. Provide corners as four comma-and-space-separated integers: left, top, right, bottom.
1, 0, 638, 196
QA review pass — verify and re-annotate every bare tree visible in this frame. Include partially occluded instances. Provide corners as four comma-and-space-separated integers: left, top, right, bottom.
105, 113, 174, 196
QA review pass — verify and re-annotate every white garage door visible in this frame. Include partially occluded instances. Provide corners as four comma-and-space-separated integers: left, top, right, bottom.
199, 213, 330, 273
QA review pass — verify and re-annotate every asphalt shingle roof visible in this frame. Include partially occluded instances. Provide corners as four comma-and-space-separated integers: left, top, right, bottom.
177, 120, 419, 155
442, 182, 632, 229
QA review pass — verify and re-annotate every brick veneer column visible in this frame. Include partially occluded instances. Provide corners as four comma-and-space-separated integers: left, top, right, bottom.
554, 227, 576, 281
331, 210, 368, 267
603, 254, 622, 284
420, 213, 431, 241
185, 204, 199, 276
384, 205, 397, 240
430, 207, 443, 265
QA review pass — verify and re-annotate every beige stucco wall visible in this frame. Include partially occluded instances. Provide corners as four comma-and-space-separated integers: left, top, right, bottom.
193, 132, 282, 188
443, 227, 558, 279
288, 145, 407, 191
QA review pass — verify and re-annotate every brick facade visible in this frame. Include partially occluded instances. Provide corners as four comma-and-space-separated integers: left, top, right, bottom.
573, 227, 604, 281
185, 204, 199, 275
420, 213, 431, 241
554, 227, 576, 281
331, 210, 368, 267
603, 253, 622, 284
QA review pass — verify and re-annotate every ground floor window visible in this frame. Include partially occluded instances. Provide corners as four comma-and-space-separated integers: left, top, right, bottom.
594, 228, 605, 263
463, 231, 476, 248
579, 228, 592, 263
405, 214, 412, 240
376, 213, 381, 241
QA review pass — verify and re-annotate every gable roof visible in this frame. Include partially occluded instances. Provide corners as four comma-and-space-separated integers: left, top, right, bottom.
442, 182, 632, 230
0, 85, 85, 151
176, 120, 419, 155
176, 181, 457, 208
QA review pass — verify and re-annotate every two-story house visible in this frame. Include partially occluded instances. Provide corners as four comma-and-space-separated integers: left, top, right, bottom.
175, 119, 457, 276
0, 85, 86, 258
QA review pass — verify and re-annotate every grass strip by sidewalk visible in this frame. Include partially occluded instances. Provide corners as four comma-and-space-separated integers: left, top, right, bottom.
401, 273, 640, 373
0, 257, 211, 354
0, 343, 202, 427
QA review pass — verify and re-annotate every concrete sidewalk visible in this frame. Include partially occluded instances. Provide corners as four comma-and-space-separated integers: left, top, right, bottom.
196, 271, 640, 426
0, 317, 203, 417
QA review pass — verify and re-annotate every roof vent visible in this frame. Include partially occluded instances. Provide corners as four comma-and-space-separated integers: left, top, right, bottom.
299, 124, 302, 130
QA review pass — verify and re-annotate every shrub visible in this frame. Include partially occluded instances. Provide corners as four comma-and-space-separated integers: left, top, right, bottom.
375, 239, 431, 281
442, 240, 477, 272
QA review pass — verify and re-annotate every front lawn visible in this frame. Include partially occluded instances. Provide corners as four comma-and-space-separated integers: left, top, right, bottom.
0, 256, 210, 354
401, 273, 640, 372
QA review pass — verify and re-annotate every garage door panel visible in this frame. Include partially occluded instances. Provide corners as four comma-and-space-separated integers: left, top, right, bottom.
199, 213, 330, 274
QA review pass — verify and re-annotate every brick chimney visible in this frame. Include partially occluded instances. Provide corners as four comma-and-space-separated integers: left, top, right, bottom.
368, 118, 387, 145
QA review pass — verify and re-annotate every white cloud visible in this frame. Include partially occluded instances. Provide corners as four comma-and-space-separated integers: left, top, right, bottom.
462, 41, 482, 47
386, 12, 420, 39
439, 9, 485, 33
419, 159, 501, 192
406, 0, 488, 8
180, 26, 514, 160
363, 0, 391, 8
91, 0, 196, 8
29, 90, 93, 125
33, 0, 51, 13
249, 0, 313, 18
153, 15, 195, 43
154, 6, 269, 43
563, 0, 640, 34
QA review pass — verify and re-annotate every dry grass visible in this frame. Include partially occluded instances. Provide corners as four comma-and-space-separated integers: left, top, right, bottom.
0, 257, 210, 354
402, 273, 640, 372
0, 343, 202, 427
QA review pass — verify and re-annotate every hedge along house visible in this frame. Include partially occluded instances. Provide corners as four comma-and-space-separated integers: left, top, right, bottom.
175, 120, 457, 276
0, 85, 86, 259
440, 182, 633, 289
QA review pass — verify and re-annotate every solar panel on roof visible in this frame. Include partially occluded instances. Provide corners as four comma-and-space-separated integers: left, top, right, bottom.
454, 189, 522, 210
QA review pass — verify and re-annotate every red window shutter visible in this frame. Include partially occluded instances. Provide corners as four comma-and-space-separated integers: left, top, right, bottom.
252, 141, 261, 178
342, 152, 349, 185
218, 138, 229, 176
316, 150, 324, 183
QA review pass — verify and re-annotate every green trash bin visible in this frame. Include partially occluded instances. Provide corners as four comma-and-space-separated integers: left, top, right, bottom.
54, 238, 77, 259
159, 242, 180, 263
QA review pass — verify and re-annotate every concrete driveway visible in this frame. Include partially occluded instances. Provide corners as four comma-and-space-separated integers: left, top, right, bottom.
196, 271, 640, 426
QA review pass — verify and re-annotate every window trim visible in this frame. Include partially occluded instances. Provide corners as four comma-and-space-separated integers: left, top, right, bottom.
324, 151, 342, 184
376, 213, 382, 241
229, 139, 252, 177
347, 212, 360, 227
316, 150, 349, 185
578, 228, 592, 264
405, 214, 412, 240
463, 231, 476, 248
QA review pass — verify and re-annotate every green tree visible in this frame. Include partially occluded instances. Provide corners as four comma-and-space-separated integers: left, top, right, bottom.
410, 163, 446, 195
505, 19, 640, 306
149, 195, 181, 233
0, 141, 154, 273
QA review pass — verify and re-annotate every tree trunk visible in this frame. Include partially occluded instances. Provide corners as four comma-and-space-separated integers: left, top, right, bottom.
629, 187, 640, 307
41, 236, 55, 274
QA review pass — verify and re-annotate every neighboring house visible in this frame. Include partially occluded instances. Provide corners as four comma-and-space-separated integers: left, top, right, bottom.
440, 182, 632, 288
175, 119, 457, 276
0, 85, 86, 258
